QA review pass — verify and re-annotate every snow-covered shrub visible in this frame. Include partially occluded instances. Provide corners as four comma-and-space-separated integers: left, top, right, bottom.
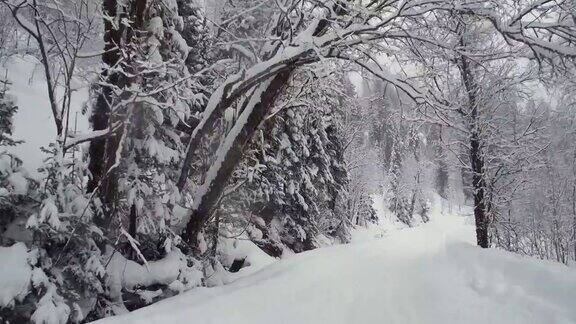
24, 144, 107, 322
0, 80, 90, 323
104, 244, 203, 314
0, 85, 30, 243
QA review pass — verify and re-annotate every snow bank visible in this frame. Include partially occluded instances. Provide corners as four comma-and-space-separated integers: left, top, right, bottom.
350, 193, 406, 243
205, 239, 276, 287
230, 240, 274, 267
223, 239, 275, 274
3, 56, 89, 173
0, 242, 31, 308
105, 247, 202, 295
94, 197, 576, 324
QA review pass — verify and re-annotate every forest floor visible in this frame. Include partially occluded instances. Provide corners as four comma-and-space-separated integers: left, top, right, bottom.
95, 196, 576, 324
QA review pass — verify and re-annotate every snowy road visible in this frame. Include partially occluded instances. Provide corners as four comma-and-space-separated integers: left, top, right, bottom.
95, 200, 576, 324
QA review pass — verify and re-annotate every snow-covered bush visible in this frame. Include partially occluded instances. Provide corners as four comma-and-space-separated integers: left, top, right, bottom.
0, 90, 30, 244
22, 143, 107, 322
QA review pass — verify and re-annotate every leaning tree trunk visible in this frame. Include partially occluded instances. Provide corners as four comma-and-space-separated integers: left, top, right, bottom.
178, 6, 346, 248
182, 72, 290, 247
178, 11, 342, 247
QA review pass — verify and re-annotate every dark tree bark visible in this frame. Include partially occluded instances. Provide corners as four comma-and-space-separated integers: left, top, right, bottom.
458, 43, 489, 248
88, 0, 148, 218
470, 122, 489, 248
87, 0, 123, 194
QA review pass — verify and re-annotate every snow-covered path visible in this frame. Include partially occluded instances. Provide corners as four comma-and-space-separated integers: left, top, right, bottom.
96, 200, 576, 324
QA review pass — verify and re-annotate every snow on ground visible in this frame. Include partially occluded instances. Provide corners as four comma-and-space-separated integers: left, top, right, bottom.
94, 195, 576, 324
3, 56, 89, 173
0, 242, 32, 308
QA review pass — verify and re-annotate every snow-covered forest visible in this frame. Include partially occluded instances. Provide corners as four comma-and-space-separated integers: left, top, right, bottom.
1, 0, 576, 323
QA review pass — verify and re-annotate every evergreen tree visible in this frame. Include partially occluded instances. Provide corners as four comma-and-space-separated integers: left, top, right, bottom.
0, 78, 27, 242
221, 67, 350, 255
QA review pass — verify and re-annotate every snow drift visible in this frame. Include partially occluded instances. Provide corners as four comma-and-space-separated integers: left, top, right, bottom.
93, 196, 576, 324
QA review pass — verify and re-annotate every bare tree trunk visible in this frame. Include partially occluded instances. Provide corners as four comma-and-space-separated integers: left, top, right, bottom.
458, 33, 489, 248
4, 0, 63, 135
89, 0, 147, 224
87, 0, 123, 194
31, 0, 62, 136
470, 122, 489, 248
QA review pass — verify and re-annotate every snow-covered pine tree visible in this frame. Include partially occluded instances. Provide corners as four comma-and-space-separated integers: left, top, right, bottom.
340, 76, 378, 227
220, 66, 350, 255
85, 0, 205, 250
115, 0, 201, 254
0, 76, 27, 243
81, 0, 208, 314
363, 79, 432, 227
177, 0, 212, 74
387, 122, 432, 226
27, 143, 106, 323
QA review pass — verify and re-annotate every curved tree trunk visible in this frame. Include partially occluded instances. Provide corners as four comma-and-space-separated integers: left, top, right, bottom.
183, 72, 290, 247
180, 10, 341, 247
